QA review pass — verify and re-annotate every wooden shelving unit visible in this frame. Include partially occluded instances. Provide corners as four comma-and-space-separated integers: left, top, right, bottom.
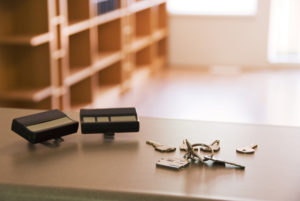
0, 0, 168, 110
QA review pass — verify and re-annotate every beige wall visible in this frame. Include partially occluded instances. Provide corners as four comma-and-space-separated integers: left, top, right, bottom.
168, 0, 272, 68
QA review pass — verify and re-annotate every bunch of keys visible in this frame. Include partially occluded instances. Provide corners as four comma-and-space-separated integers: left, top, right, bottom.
151, 139, 245, 170
184, 139, 245, 169
184, 139, 214, 163
146, 140, 176, 152
154, 140, 214, 170
180, 139, 220, 152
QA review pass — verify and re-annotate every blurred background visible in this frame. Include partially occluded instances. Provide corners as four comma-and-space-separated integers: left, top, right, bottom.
0, 0, 300, 126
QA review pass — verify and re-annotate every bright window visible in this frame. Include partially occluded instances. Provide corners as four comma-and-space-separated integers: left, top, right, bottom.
268, 0, 300, 63
167, 0, 258, 16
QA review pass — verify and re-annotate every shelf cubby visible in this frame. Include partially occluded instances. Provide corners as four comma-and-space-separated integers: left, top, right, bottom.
0, 0, 50, 46
135, 45, 151, 69
67, 0, 90, 25
130, 8, 151, 52
96, 0, 121, 16
69, 30, 92, 76
152, 5, 159, 31
70, 77, 93, 109
135, 8, 151, 38
0, 44, 51, 93
157, 38, 167, 58
97, 61, 122, 93
93, 18, 122, 71
0, 0, 49, 36
157, 2, 167, 30
154, 38, 167, 70
97, 19, 121, 56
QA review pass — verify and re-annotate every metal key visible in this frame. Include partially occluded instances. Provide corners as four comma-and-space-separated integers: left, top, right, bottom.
180, 140, 198, 151
184, 139, 213, 162
146, 140, 176, 152
204, 156, 245, 169
200, 140, 220, 152
236, 144, 258, 154
156, 157, 190, 170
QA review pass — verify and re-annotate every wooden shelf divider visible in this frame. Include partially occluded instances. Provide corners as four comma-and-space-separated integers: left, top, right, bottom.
0, 0, 168, 110
0, 33, 53, 46
0, 87, 53, 102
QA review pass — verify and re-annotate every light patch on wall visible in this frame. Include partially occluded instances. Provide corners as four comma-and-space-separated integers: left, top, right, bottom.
167, 0, 257, 16
268, 0, 300, 63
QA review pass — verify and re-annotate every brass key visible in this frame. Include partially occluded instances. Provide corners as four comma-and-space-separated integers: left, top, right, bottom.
146, 140, 176, 152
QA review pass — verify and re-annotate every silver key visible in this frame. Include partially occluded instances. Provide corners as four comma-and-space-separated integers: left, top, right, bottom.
204, 156, 245, 169
180, 140, 198, 152
146, 140, 176, 152
236, 144, 258, 154
184, 139, 213, 162
200, 140, 220, 152
156, 157, 190, 170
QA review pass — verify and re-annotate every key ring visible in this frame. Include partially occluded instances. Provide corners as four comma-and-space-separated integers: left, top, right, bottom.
192, 143, 214, 160
184, 139, 214, 163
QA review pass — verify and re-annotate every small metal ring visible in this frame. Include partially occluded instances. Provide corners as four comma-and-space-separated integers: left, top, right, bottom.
192, 143, 214, 160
